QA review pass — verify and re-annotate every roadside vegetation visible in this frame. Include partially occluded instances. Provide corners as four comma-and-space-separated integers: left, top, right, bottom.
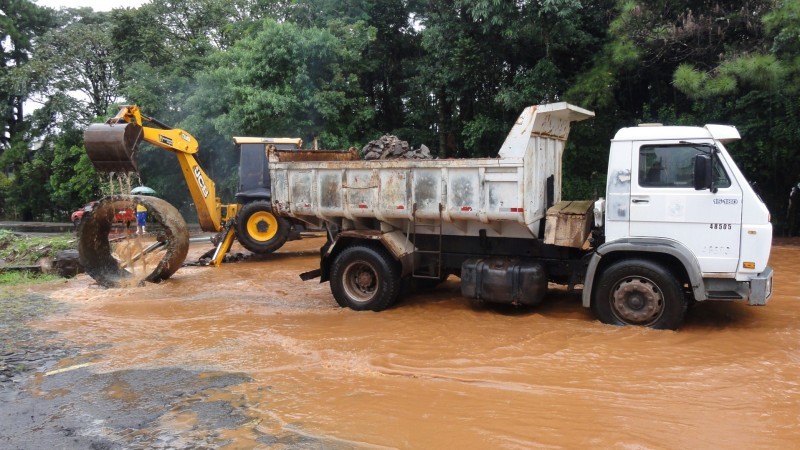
0, 231, 76, 285
0, 271, 62, 285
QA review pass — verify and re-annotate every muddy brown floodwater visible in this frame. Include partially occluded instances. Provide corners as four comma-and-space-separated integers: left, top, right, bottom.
11, 237, 800, 448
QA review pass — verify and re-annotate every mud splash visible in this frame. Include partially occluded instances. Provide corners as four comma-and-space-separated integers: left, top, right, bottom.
30, 237, 800, 448
77, 195, 189, 288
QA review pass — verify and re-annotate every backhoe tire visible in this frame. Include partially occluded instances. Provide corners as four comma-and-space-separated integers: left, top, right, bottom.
592, 259, 687, 330
330, 244, 401, 311
235, 201, 289, 254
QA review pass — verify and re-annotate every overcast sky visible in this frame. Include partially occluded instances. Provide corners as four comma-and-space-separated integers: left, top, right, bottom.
35, 0, 149, 12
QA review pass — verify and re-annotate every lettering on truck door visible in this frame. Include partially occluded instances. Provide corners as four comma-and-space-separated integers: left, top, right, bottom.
629, 142, 742, 273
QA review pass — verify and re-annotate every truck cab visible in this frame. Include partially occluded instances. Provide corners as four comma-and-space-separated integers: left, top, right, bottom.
584, 124, 773, 327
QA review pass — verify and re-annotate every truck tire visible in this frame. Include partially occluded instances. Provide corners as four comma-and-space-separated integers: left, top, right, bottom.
592, 259, 687, 330
235, 201, 289, 254
330, 244, 401, 311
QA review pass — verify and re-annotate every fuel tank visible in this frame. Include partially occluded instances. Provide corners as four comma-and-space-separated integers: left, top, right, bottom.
461, 257, 548, 306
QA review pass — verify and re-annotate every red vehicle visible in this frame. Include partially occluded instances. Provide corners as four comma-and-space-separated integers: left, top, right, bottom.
71, 201, 135, 228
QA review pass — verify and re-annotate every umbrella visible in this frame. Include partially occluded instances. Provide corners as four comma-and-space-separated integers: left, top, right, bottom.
131, 186, 157, 195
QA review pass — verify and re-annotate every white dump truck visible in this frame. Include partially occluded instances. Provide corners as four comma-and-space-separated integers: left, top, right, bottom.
239, 103, 773, 329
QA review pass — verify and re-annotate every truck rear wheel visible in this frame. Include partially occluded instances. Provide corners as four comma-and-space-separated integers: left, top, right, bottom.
330, 244, 401, 311
592, 259, 687, 330
235, 201, 289, 254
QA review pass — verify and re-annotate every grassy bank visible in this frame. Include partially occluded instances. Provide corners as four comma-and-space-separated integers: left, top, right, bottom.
0, 230, 76, 285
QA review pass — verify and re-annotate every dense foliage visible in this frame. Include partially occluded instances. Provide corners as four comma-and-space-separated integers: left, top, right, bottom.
0, 0, 798, 231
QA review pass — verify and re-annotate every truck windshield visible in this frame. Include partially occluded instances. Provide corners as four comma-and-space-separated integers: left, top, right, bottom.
639, 144, 731, 188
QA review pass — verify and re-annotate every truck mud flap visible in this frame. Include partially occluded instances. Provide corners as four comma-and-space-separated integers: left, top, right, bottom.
299, 268, 322, 281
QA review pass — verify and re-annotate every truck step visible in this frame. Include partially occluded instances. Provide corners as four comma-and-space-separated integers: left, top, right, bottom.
706, 290, 744, 300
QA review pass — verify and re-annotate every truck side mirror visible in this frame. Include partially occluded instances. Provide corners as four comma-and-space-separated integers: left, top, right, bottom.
693, 154, 713, 191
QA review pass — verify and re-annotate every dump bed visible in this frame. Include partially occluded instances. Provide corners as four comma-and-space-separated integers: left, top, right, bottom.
269, 103, 594, 239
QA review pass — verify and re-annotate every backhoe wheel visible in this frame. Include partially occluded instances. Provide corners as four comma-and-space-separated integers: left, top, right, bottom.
592, 259, 687, 330
235, 201, 289, 254
330, 244, 401, 311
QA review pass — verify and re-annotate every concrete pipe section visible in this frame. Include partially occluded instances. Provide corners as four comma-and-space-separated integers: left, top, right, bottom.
78, 195, 189, 288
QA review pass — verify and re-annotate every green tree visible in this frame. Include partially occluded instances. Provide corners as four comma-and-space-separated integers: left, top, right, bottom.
671, 0, 800, 225
3, 0, 793, 225
406, 0, 610, 157
50, 136, 101, 214
106, 1, 294, 216
0, 0, 56, 149
1, 139, 53, 220
31, 9, 121, 122
188, 19, 374, 145
279, 0, 424, 137
564, 0, 786, 201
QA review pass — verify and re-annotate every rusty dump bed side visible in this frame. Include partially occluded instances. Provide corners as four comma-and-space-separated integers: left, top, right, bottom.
268, 103, 596, 240
84, 122, 143, 173
275, 148, 359, 162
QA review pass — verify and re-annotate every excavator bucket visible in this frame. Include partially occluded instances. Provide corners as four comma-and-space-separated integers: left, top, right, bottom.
84, 122, 143, 172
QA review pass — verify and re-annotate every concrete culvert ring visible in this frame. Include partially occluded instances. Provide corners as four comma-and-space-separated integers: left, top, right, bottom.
78, 195, 189, 288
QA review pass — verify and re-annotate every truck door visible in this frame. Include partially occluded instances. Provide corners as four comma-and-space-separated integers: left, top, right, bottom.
629, 141, 742, 274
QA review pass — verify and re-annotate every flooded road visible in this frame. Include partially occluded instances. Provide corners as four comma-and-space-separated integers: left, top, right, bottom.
16, 237, 800, 448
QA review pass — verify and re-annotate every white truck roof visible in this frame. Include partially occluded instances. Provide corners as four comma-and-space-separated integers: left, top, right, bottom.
613, 124, 740, 143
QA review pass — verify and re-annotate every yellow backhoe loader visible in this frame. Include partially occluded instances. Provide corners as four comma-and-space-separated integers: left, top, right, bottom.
80, 105, 303, 285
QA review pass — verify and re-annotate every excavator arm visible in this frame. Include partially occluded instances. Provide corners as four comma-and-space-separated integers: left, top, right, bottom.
84, 105, 231, 233
106, 105, 198, 154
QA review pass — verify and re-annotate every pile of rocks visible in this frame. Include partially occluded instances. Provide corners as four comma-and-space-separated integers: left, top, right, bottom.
361, 135, 434, 160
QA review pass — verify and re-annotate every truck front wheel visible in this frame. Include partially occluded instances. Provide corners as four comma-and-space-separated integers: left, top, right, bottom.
592, 259, 687, 330
330, 244, 401, 311
235, 201, 289, 254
